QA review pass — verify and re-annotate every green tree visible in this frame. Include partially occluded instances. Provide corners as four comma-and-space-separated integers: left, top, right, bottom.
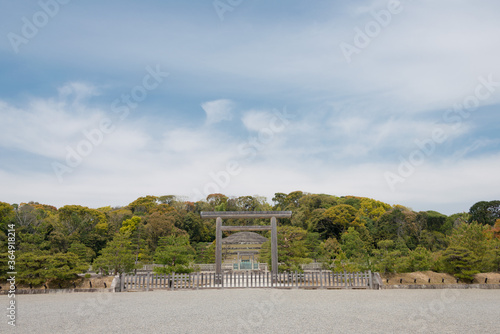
178, 212, 213, 243
260, 226, 311, 272
17, 252, 87, 286
68, 241, 95, 264
419, 230, 448, 252
127, 195, 159, 215
401, 246, 432, 272
153, 235, 195, 274
420, 211, 448, 233
358, 198, 391, 220
372, 240, 404, 273
206, 193, 228, 209
340, 227, 368, 259
304, 232, 322, 262
469, 200, 500, 226
375, 207, 422, 248
93, 232, 135, 275
120, 216, 141, 234
448, 222, 489, 261
193, 241, 215, 263
145, 211, 185, 251
58, 205, 109, 255
0, 202, 15, 249
298, 194, 337, 211
320, 237, 341, 267
442, 246, 479, 282
319, 204, 360, 238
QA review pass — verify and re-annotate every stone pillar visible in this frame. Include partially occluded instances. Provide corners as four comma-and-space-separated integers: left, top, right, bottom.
271, 216, 278, 279
216, 217, 222, 275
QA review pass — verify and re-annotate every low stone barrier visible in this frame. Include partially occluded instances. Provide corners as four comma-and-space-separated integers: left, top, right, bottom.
382, 284, 500, 289
0, 288, 114, 295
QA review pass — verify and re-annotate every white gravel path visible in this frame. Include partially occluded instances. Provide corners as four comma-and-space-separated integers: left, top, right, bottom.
2, 289, 499, 333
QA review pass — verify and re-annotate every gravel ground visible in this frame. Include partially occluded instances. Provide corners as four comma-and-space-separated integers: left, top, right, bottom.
2, 289, 499, 333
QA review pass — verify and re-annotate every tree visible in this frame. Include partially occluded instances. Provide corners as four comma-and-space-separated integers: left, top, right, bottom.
153, 235, 195, 274
420, 211, 448, 233
448, 222, 489, 260
58, 205, 109, 255
127, 195, 159, 215
272, 191, 305, 210
121, 216, 150, 264
193, 241, 215, 263
469, 200, 500, 226
358, 198, 391, 220
375, 207, 422, 248
442, 246, 479, 282
304, 232, 322, 262
0, 201, 15, 233
285, 191, 304, 209
419, 230, 447, 252
68, 241, 95, 264
16, 252, 87, 286
272, 193, 288, 210
206, 193, 228, 209
15, 203, 42, 231
372, 240, 404, 273
401, 246, 432, 272
93, 232, 135, 275
178, 212, 213, 243
340, 227, 368, 259
145, 211, 185, 251
106, 207, 133, 233
319, 204, 360, 239
260, 226, 311, 272
321, 237, 341, 263
298, 194, 338, 211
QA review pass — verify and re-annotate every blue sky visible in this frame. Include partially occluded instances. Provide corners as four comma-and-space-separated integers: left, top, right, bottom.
1, 0, 499, 215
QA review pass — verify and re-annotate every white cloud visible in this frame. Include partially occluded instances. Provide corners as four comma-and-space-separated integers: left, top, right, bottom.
241, 110, 275, 132
0, 86, 105, 159
0, 1, 499, 215
58, 82, 99, 103
201, 99, 234, 125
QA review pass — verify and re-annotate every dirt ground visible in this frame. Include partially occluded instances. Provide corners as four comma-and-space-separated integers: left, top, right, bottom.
380, 271, 500, 284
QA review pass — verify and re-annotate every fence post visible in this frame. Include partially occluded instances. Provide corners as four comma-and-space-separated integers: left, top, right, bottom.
120, 273, 124, 292
146, 272, 150, 291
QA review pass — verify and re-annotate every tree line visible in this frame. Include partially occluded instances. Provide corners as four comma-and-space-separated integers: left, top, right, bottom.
1, 193, 499, 286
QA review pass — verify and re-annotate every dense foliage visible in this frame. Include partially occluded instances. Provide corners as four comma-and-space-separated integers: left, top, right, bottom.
1, 193, 499, 285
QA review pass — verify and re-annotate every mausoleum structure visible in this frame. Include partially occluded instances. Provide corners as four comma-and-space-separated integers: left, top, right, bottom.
222, 232, 267, 270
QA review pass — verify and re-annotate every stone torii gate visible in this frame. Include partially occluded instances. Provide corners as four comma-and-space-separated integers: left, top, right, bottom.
200, 211, 292, 278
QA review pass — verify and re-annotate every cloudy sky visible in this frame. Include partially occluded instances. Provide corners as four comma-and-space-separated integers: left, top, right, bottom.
1, 0, 499, 214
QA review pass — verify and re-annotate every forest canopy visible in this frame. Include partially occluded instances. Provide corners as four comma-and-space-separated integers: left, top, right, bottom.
1, 193, 499, 285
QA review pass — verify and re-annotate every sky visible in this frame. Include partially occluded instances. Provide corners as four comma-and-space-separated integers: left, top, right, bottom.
0, 0, 499, 215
